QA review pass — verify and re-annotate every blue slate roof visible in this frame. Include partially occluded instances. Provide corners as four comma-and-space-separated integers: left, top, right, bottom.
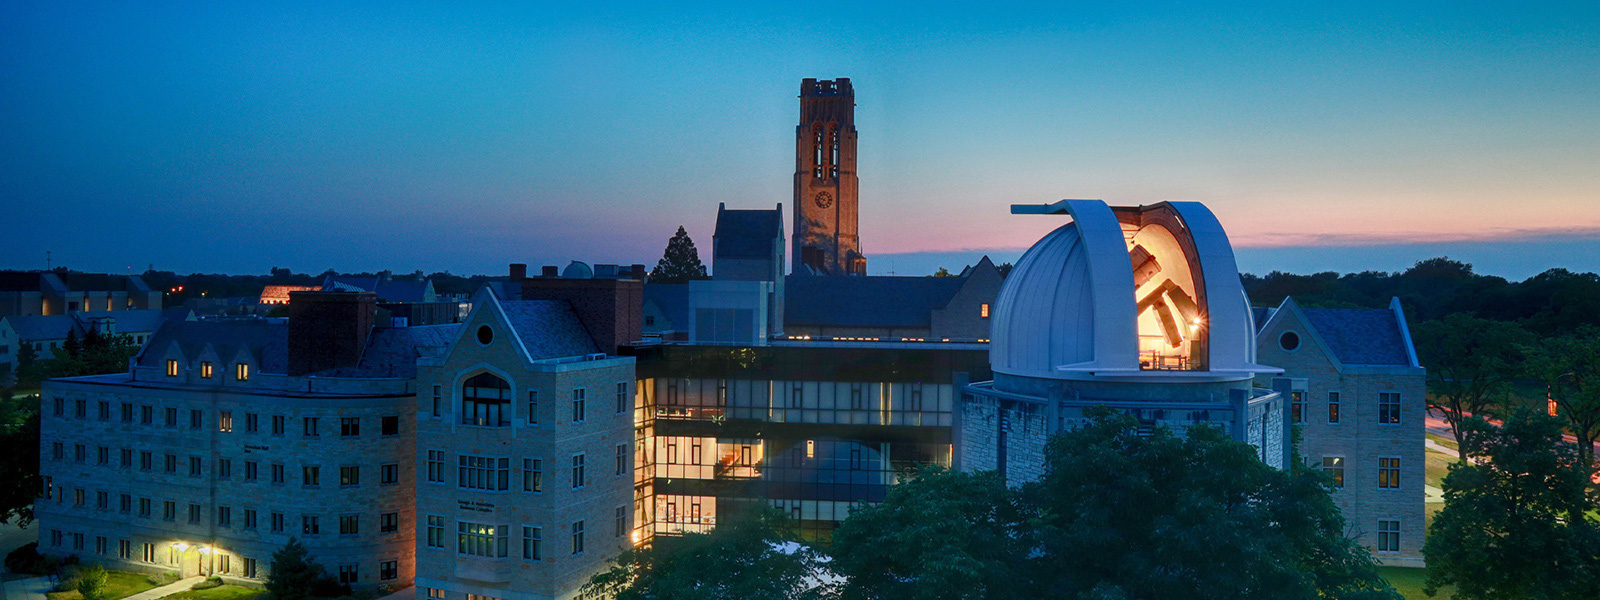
1300, 308, 1411, 366
7, 315, 74, 342
138, 319, 290, 373
1251, 307, 1275, 333
321, 324, 461, 378
498, 300, 599, 359
643, 284, 689, 327
6, 309, 171, 341
714, 208, 783, 260
785, 275, 967, 328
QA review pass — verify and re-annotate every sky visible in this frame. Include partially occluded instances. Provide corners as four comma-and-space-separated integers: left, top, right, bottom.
3, 2, 1597, 281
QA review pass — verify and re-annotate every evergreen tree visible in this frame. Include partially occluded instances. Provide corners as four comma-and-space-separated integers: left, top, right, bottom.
62, 330, 80, 359
265, 538, 328, 600
649, 226, 708, 284
0, 412, 41, 525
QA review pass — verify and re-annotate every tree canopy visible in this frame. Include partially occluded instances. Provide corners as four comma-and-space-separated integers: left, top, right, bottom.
583, 507, 828, 600
829, 407, 1398, 600
1423, 409, 1600, 599
1523, 326, 1600, 474
649, 226, 709, 284
1415, 313, 1532, 461
830, 468, 1034, 600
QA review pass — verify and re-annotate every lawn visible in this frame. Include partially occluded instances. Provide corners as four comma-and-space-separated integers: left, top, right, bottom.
45, 571, 159, 600
163, 584, 266, 600
1379, 566, 1454, 599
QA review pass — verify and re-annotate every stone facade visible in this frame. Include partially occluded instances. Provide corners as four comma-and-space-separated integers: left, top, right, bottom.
37, 368, 417, 588
413, 297, 636, 600
1254, 299, 1427, 567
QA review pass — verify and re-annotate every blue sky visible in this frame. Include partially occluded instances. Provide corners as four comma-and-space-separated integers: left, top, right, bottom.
3, 2, 1597, 280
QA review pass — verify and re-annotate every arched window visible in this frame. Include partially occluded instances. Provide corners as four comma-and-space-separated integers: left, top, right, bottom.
827, 123, 839, 179
462, 372, 511, 427
813, 124, 826, 178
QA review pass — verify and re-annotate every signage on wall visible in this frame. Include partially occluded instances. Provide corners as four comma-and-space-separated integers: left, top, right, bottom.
458, 500, 494, 513
244, 444, 269, 452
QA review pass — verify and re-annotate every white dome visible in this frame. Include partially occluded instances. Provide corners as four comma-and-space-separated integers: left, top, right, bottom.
991, 200, 1267, 381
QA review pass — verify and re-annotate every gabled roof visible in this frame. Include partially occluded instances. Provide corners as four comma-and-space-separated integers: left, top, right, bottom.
643, 284, 689, 327
138, 319, 290, 374
1264, 297, 1419, 368
785, 275, 967, 328
374, 279, 431, 303
1299, 307, 1413, 366
714, 204, 784, 260
323, 275, 431, 303
494, 298, 600, 360
7, 315, 74, 341
72, 309, 168, 334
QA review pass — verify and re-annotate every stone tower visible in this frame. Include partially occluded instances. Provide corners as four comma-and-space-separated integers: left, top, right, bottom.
793, 78, 866, 276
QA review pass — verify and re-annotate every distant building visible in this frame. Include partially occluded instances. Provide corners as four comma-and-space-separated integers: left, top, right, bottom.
0, 272, 162, 317
0, 308, 192, 384
323, 274, 439, 304
1254, 297, 1426, 566
258, 286, 319, 305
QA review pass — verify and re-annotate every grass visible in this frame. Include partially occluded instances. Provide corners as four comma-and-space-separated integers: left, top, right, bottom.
1379, 566, 1454, 599
45, 571, 159, 600
163, 584, 266, 600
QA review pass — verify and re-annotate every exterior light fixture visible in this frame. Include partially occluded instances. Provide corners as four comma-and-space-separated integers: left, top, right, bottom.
198, 546, 211, 555
172, 542, 189, 551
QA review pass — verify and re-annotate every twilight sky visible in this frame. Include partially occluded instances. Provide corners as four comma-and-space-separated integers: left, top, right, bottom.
3, 2, 1597, 280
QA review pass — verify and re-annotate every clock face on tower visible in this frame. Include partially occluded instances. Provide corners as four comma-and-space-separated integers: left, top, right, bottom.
814, 191, 833, 209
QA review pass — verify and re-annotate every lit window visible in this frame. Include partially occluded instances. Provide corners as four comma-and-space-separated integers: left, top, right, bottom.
457, 522, 507, 557
1327, 391, 1341, 424
980, 303, 990, 318
165, 360, 178, 377
236, 363, 250, 381
1322, 457, 1344, 488
200, 362, 213, 378
1379, 458, 1400, 489
1291, 391, 1305, 424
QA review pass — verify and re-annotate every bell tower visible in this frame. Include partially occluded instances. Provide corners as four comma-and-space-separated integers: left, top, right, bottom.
793, 78, 866, 276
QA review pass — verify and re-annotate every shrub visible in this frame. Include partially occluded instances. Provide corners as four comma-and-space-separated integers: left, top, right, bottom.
75, 565, 108, 600
192, 576, 224, 591
6, 543, 56, 575
147, 571, 180, 586
52, 567, 80, 593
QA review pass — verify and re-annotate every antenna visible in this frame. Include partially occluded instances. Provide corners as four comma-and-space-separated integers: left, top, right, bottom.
46, 250, 51, 271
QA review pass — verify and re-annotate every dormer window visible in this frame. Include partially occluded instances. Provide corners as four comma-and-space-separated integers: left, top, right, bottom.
200, 362, 214, 379
236, 363, 250, 381
166, 360, 179, 377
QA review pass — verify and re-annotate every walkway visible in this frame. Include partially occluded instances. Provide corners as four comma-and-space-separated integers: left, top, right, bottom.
375, 586, 414, 600
121, 577, 205, 600
1, 577, 50, 600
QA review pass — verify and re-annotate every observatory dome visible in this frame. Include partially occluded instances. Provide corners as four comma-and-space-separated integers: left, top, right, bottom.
990, 200, 1264, 383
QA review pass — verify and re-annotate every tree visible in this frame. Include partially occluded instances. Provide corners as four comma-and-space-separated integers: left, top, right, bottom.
61, 330, 80, 359
1415, 313, 1532, 461
0, 412, 42, 526
1524, 326, 1600, 474
1423, 409, 1600, 599
76, 565, 108, 600
830, 467, 1034, 600
1027, 407, 1399, 600
649, 226, 708, 284
265, 538, 329, 600
582, 507, 827, 600
931, 267, 953, 277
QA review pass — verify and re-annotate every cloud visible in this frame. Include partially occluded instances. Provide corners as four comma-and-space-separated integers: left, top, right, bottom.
1230, 225, 1600, 248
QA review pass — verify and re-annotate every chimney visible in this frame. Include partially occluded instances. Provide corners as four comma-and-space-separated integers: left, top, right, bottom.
509, 263, 527, 281
630, 264, 646, 280
541, 265, 559, 278
287, 291, 376, 376
520, 278, 643, 355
